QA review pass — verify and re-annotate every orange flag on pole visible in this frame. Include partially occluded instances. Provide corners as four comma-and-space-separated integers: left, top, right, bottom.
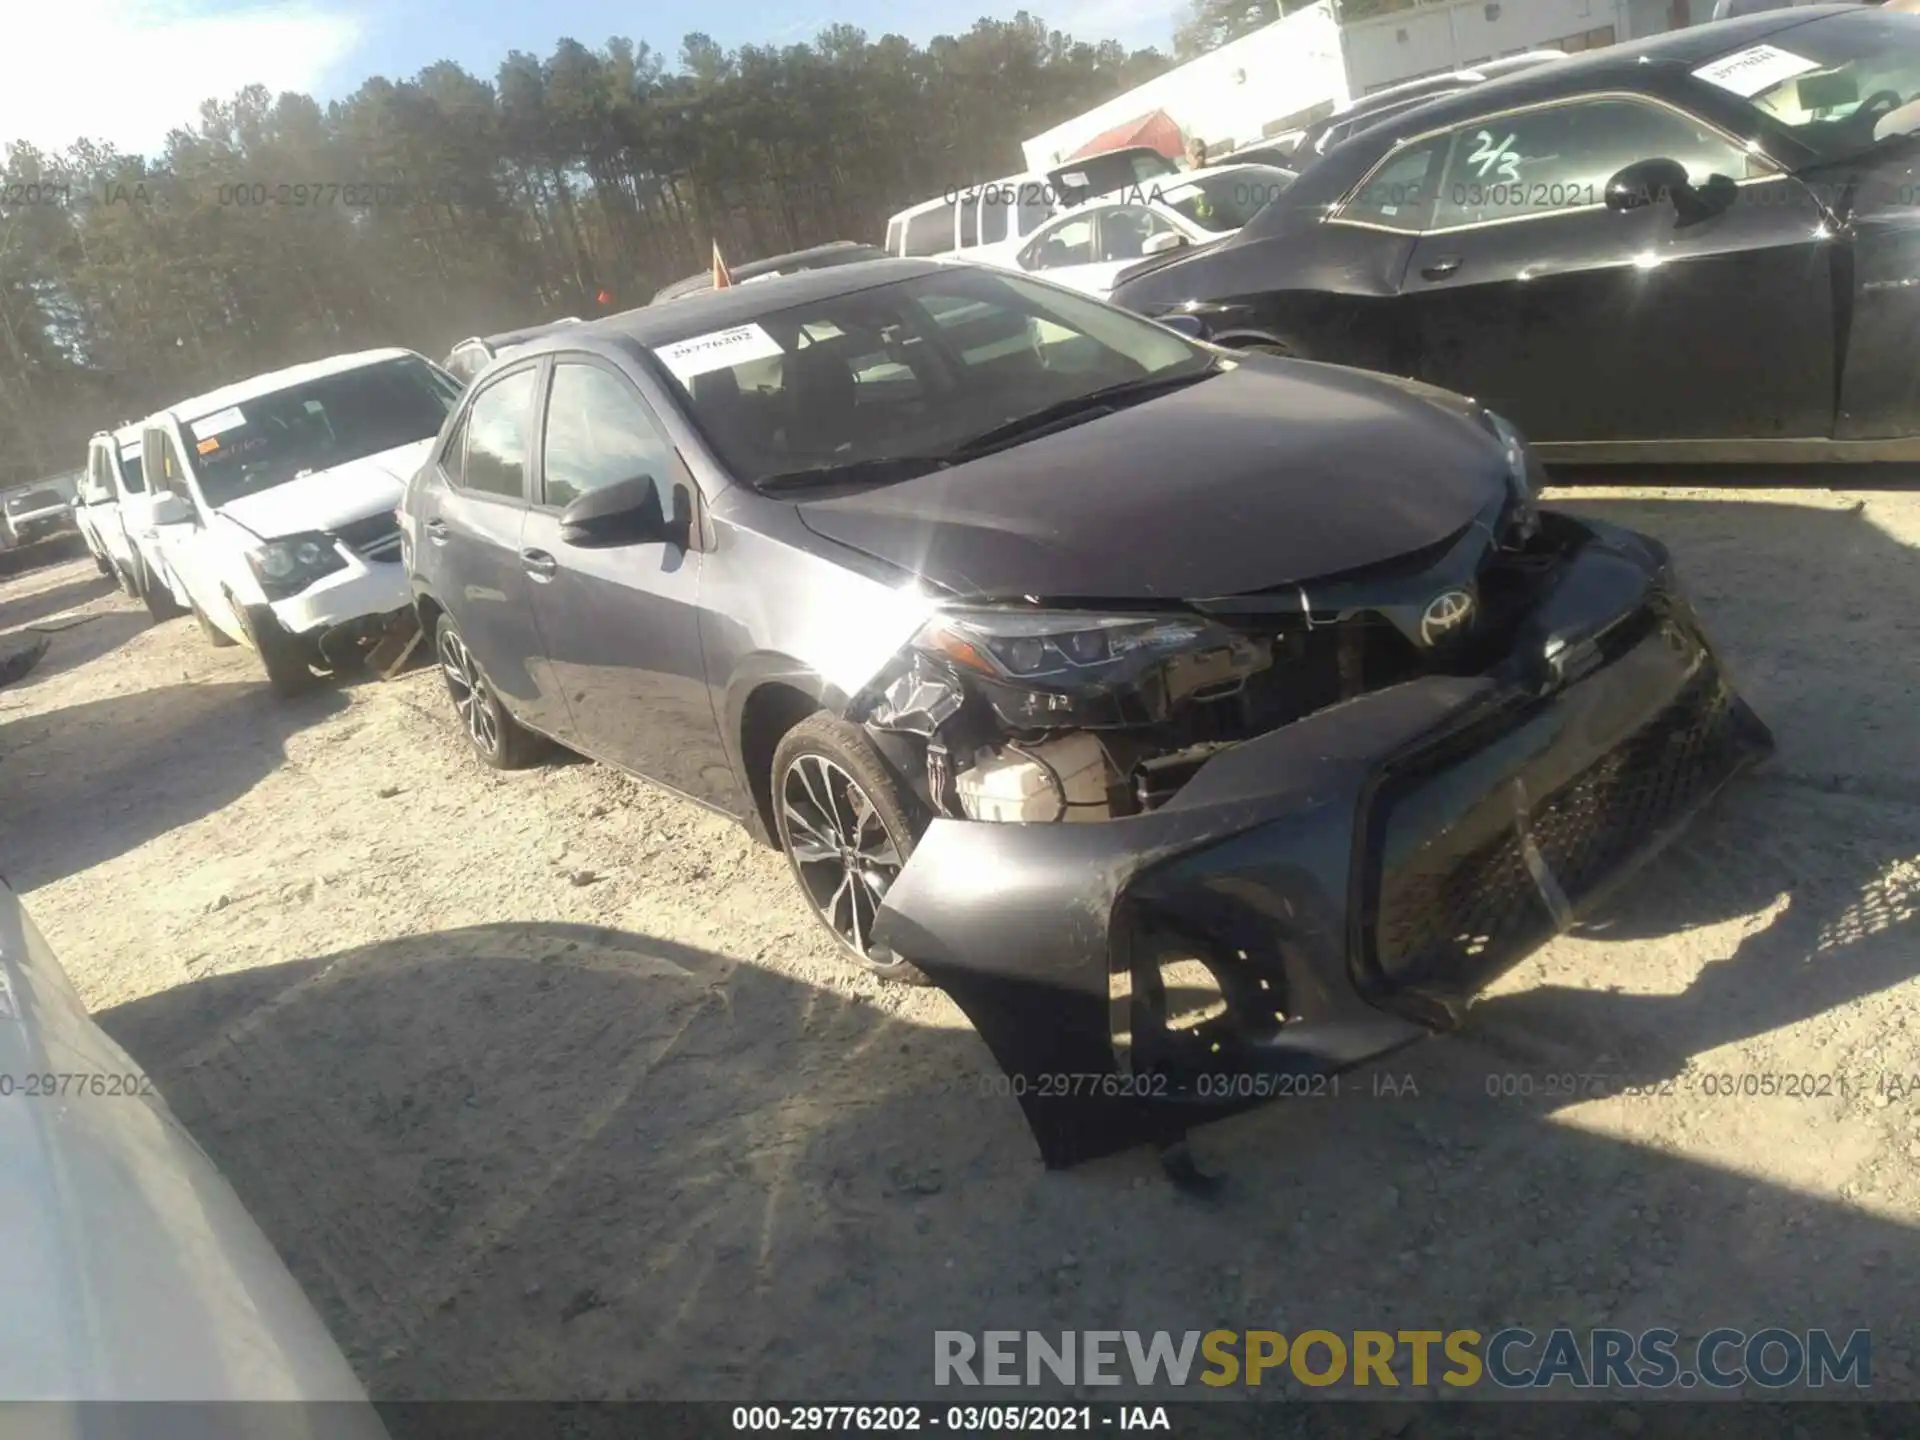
711, 240, 732, 289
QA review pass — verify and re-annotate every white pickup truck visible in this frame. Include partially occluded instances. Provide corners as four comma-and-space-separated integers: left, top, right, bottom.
142, 347, 464, 695
71, 460, 119, 578
85, 422, 183, 612
0, 874, 389, 1423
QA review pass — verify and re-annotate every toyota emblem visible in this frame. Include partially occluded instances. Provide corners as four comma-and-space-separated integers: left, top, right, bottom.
1420, 589, 1476, 646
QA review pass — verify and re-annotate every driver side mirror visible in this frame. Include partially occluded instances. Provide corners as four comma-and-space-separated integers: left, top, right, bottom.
1142, 230, 1189, 257
150, 491, 195, 526
1604, 157, 1734, 224
1157, 313, 1211, 341
559, 474, 682, 548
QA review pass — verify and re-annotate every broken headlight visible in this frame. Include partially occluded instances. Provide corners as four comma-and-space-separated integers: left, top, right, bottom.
909, 608, 1268, 731
1482, 409, 1541, 546
915, 609, 1212, 682
246, 531, 347, 598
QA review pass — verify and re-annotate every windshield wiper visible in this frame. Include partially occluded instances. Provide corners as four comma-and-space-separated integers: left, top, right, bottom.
757, 454, 954, 494
943, 361, 1223, 463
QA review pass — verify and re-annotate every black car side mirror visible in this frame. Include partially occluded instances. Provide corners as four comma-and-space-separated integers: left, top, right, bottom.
560, 474, 678, 547
1604, 157, 1734, 224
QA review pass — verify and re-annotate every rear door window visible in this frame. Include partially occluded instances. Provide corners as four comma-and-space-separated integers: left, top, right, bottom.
1331, 135, 1451, 232
978, 189, 1011, 246
902, 202, 960, 256
118, 446, 146, 493
459, 367, 538, 501
958, 194, 981, 247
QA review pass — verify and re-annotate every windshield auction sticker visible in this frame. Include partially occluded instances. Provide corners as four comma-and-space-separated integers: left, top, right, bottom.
1691, 44, 1823, 98
189, 405, 247, 441
654, 323, 785, 383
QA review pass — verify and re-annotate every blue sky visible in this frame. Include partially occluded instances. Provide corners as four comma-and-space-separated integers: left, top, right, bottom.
1, 0, 1184, 160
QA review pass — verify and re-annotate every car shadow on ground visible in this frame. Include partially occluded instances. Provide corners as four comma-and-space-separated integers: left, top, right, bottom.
99, 917, 1918, 1417
2, 608, 155, 693
0, 535, 88, 582
0, 568, 117, 633
0, 681, 348, 888
83, 488, 1920, 1411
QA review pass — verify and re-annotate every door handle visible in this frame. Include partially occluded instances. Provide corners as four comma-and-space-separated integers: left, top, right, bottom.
424, 518, 449, 545
521, 548, 558, 582
1421, 255, 1463, 280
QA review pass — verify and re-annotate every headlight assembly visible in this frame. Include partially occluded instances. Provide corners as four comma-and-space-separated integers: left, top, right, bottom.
246, 532, 346, 597
915, 610, 1213, 683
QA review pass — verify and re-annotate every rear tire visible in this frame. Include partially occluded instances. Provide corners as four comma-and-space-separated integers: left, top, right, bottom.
239, 603, 319, 698
137, 556, 185, 622
434, 614, 547, 769
771, 713, 931, 985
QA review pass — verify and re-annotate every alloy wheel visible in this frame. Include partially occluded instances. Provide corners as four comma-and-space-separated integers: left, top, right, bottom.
780, 753, 906, 960
437, 626, 499, 755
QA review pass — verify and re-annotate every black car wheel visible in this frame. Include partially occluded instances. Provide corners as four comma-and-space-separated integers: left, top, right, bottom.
238, 602, 320, 698
92, 552, 112, 577
435, 615, 546, 768
136, 556, 185, 622
772, 714, 929, 984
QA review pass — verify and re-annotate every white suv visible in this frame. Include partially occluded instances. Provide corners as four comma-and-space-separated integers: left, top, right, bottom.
142, 348, 462, 695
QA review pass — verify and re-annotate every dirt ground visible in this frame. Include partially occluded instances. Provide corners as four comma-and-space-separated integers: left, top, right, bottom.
2, 481, 1918, 1406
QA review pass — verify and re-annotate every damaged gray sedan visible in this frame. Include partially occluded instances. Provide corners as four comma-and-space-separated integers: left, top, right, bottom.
400, 258, 1772, 1168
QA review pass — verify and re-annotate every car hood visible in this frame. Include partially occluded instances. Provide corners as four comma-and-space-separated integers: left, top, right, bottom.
793, 360, 1505, 600
216, 438, 435, 540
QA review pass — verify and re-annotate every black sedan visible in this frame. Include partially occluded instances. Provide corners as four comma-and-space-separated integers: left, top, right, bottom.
399, 259, 1770, 1167
1111, 5, 1920, 463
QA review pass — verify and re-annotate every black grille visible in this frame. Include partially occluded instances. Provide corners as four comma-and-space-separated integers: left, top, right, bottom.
1373, 661, 1745, 990
330, 511, 402, 562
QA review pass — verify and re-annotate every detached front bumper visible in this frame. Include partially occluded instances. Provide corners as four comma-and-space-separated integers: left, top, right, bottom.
870, 520, 1772, 1168
270, 559, 414, 662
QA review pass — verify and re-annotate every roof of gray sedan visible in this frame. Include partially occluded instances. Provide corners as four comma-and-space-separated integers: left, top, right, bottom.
1351, 5, 1871, 144
527, 259, 949, 353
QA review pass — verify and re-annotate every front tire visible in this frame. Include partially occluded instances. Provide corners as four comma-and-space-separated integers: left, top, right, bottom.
434, 614, 547, 768
239, 603, 319, 697
771, 714, 930, 984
